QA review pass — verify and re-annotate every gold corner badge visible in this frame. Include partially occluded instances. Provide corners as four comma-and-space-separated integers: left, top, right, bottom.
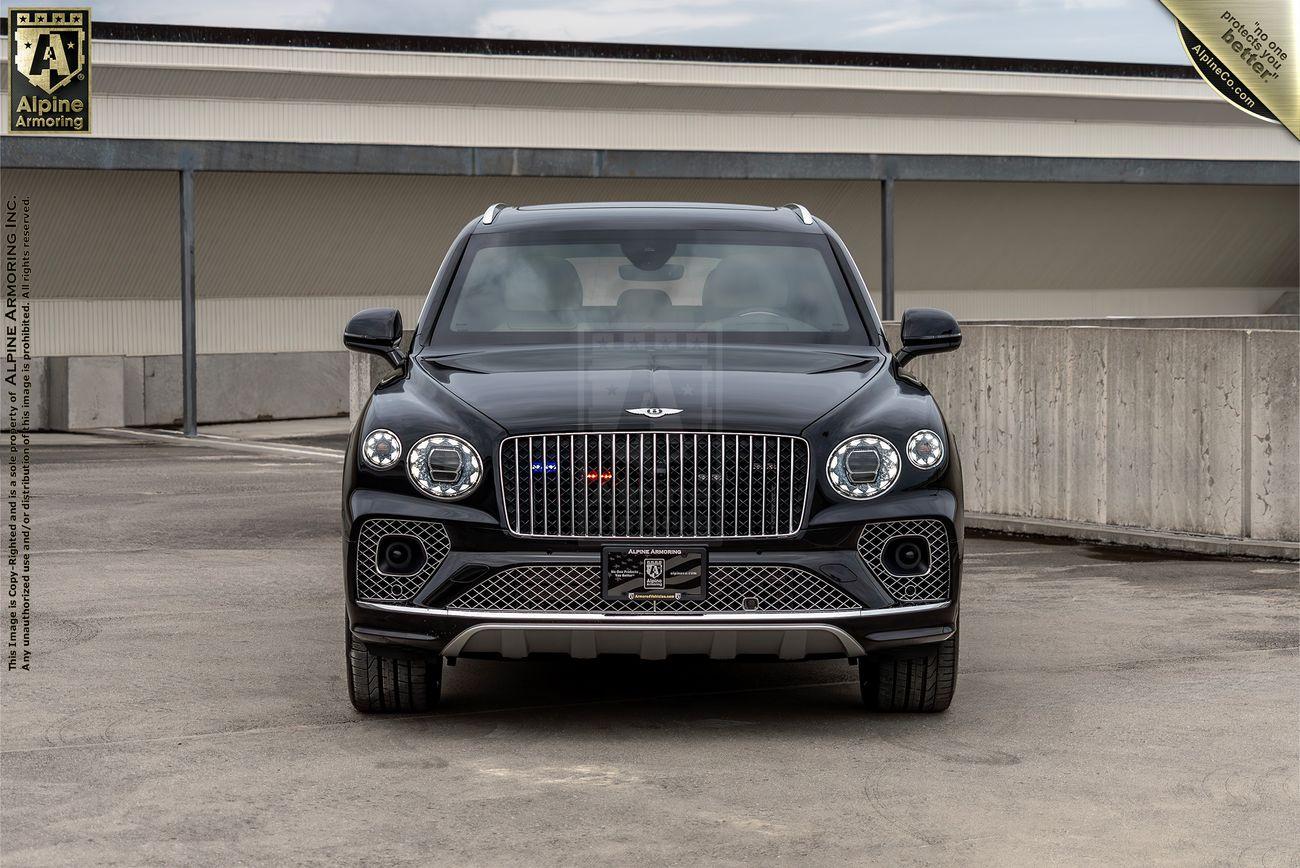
1160, 0, 1296, 139
7, 7, 91, 134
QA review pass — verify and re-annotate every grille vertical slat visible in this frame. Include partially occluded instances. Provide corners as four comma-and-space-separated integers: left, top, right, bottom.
691, 434, 699, 535
732, 435, 742, 537
773, 438, 781, 537
780, 436, 790, 532
513, 439, 522, 533
501, 432, 809, 539
621, 434, 630, 536
745, 435, 755, 538
652, 434, 659, 536
730, 435, 738, 538
528, 438, 536, 535
543, 434, 550, 535
548, 434, 557, 536
707, 435, 715, 537
681, 431, 691, 535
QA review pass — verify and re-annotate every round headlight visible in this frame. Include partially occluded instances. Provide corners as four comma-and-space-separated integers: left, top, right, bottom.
827, 434, 900, 500
906, 429, 944, 469
407, 434, 483, 500
361, 429, 402, 469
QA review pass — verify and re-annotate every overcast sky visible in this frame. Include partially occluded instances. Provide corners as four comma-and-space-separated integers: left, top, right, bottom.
1, 0, 1189, 65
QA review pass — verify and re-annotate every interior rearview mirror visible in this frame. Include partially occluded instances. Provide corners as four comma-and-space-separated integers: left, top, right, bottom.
895, 308, 962, 368
344, 308, 406, 367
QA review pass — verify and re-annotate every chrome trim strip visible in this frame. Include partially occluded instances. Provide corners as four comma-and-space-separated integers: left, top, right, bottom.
481, 202, 507, 224
440, 622, 867, 658
783, 203, 814, 225
356, 600, 949, 621
497, 430, 812, 540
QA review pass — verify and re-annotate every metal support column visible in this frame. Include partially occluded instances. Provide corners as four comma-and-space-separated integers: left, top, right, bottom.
179, 169, 197, 436
880, 176, 895, 321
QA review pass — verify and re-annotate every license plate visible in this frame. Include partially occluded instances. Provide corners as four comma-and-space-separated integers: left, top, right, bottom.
602, 546, 707, 602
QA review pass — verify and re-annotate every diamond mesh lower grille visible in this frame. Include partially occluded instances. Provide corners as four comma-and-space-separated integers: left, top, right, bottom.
857, 519, 952, 604
355, 518, 450, 603
445, 564, 861, 613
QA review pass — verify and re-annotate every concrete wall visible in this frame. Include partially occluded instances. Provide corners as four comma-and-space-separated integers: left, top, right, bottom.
1, 357, 48, 433
35, 352, 348, 429
906, 325, 1299, 547
961, 315, 1299, 330
137, 353, 349, 426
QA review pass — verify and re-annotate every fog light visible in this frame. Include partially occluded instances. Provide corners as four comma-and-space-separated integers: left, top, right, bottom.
361, 429, 402, 469
882, 535, 930, 577
376, 534, 427, 576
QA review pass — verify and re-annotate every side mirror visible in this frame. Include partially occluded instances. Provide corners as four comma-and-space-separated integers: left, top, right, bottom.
344, 308, 405, 367
895, 308, 961, 369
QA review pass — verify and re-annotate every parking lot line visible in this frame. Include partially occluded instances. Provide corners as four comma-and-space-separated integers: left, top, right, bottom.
102, 427, 345, 461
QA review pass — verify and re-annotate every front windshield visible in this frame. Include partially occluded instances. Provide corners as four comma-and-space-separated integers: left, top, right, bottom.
430, 230, 871, 347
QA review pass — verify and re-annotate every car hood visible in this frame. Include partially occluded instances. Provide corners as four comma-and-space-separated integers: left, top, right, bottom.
418, 345, 882, 434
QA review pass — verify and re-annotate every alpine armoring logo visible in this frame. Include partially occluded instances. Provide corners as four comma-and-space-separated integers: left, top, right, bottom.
7, 8, 91, 134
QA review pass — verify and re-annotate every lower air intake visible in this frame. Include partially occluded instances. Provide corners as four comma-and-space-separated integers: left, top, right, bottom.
857, 519, 952, 604
445, 564, 861, 614
354, 518, 450, 603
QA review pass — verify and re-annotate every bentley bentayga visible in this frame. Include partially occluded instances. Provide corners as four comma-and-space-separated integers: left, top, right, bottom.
343, 202, 964, 713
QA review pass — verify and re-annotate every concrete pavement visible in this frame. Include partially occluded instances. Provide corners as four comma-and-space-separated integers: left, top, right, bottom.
1, 433, 1296, 865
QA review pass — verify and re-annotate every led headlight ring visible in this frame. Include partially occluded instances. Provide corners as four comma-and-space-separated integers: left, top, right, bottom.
361, 429, 402, 470
826, 434, 900, 500
407, 434, 483, 500
906, 430, 944, 469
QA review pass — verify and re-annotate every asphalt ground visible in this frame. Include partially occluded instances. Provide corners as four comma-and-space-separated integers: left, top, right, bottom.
1, 430, 1296, 866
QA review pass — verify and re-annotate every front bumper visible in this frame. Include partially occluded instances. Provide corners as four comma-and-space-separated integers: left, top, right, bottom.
345, 483, 962, 661
351, 600, 958, 661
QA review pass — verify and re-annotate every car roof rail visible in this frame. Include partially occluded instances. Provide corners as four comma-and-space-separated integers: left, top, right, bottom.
481, 203, 509, 225
782, 203, 814, 225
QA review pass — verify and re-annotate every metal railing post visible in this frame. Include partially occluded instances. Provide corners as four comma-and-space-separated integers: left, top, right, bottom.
880, 176, 895, 321
179, 169, 197, 436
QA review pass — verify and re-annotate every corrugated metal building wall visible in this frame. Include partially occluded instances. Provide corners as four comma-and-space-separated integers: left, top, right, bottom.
1, 26, 1297, 356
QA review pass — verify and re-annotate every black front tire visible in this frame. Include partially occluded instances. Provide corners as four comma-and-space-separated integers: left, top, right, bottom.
860, 631, 958, 713
347, 635, 442, 713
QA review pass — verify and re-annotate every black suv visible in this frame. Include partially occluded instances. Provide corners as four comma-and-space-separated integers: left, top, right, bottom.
343, 202, 963, 713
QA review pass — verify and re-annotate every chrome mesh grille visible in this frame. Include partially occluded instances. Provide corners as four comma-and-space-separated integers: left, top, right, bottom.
499, 432, 809, 539
857, 519, 952, 604
445, 564, 860, 613
354, 518, 450, 603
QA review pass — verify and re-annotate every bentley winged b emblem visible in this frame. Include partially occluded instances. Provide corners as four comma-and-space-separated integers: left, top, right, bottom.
626, 408, 684, 418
